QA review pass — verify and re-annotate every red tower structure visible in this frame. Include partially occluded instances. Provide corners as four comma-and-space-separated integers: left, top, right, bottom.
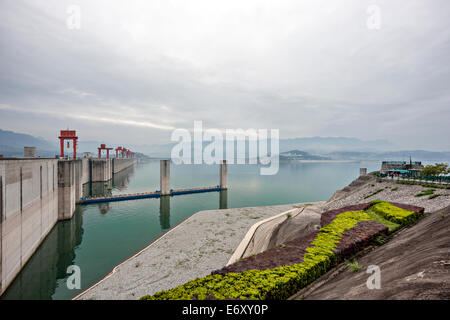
59, 130, 78, 158
98, 144, 113, 159
115, 146, 123, 158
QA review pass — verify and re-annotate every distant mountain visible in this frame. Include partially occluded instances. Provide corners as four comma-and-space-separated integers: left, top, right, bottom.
279, 137, 396, 153
280, 150, 331, 161
377, 150, 450, 162
325, 150, 450, 162
0, 128, 56, 157
1, 129, 449, 163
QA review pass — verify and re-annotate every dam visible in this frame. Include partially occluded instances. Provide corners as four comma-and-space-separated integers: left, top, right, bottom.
0, 156, 136, 295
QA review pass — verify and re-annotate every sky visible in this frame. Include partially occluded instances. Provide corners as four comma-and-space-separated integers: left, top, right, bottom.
0, 0, 449, 150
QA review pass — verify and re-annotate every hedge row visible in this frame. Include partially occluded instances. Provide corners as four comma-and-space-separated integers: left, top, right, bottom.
140, 201, 422, 300
368, 200, 421, 226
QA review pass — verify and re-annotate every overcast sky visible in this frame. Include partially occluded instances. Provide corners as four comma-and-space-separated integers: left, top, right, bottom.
0, 0, 449, 150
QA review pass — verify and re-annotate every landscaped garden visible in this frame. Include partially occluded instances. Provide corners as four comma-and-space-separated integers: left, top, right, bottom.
140, 201, 424, 300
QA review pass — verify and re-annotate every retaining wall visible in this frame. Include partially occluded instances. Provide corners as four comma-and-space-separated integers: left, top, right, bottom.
112, 158, 136, 174
0, 159, 59, 295
90, 159, 112, 182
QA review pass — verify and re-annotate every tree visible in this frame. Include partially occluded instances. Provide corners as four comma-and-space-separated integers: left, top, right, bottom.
421, 163, 449, 176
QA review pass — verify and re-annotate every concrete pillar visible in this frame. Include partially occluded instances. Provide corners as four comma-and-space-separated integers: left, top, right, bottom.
220, 160, 228, 189
160, 160, 170, 196
360, 168, 367, 176
58, 160, 76, 220
219, 189, 228, 209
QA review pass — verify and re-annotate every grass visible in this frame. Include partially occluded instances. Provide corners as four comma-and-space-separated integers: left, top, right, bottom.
286, 213, 292, 218
374, 234, 388, 245
391, 187, 398, 191
346, 259, 360, 272
415, 189, 435, 197
364, 188, 385, 199
280, 244, 286, 248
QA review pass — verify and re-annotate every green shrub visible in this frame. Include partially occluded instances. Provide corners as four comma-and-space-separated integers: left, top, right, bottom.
368, 201, 419, 226
346, 259, 360, 272
364, 188, 385, 199
415, 189, 435, 197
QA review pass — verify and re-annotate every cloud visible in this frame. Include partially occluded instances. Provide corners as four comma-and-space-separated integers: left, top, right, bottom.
0, 0, 449, 150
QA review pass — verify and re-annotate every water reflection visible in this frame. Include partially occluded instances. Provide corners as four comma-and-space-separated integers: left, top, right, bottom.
220, 189, 228, 209
159, 196, 171, 230
82, 165, 136, 198
98, 202, 110, 215
113, 165, 135, 192
1, 206, 85, 300
82, 166, 136, 215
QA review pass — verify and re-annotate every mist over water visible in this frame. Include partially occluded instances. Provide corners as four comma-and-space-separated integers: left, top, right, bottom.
1, 160, 380, 300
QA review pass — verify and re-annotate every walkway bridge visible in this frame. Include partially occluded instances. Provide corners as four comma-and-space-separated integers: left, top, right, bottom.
77, 186, 224, 204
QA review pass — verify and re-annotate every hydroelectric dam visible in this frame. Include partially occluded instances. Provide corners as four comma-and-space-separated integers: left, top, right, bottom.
0, 156, 137, 295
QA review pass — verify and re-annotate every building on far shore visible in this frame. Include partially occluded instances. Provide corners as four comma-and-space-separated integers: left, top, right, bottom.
380, 158, 424, 174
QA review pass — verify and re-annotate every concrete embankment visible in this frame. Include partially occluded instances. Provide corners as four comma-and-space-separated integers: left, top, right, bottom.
0, 159, 59, 294
323, 174, 450, 213
74, 203, 311, 300
0, 157, 136, 295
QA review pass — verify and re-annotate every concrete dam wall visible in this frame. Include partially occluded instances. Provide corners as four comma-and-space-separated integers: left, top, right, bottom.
0, 157, 136, 295
112, 158, 136, 174
0, 159, 59, 295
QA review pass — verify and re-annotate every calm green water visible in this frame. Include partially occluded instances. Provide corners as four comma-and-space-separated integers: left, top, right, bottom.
1, 160, 380, 300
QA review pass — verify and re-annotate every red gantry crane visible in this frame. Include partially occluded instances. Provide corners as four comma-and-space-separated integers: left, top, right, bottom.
59, 130, 78, 158
98, 144, 113, 159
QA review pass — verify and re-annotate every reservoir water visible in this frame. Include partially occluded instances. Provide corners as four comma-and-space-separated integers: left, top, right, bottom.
1, 160, 380, 300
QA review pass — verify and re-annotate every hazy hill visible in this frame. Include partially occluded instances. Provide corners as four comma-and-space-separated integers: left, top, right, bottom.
279, 137, 396, 153
0, 128, 56, 157
280, 150, 331, 160
1, 129, 449, 162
